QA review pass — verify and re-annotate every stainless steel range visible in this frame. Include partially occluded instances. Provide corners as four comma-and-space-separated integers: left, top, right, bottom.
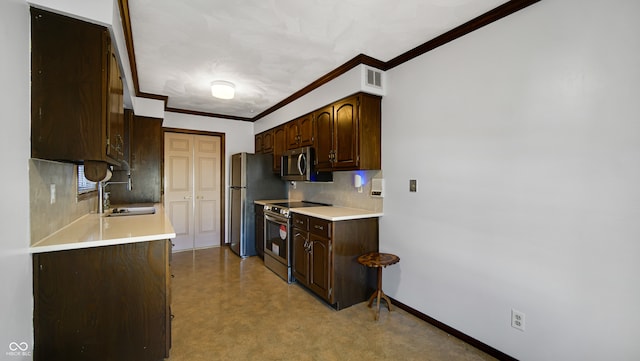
263, 201, 329, 282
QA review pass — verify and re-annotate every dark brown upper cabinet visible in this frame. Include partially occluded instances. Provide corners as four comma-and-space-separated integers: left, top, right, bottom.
262, 129, 274, 154
30, 8, 124, 166
272, 125, 286, 173
285, 113, 314, 150
254, 132, 264, 154
109, 110, 162, 204
314, 93, 381, 172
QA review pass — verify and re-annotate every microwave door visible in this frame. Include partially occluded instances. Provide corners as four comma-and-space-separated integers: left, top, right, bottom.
297, 153, 306, 176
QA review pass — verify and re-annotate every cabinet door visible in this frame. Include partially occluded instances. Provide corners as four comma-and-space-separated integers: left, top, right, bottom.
33, 241, 169, 361
332, 97, 359, 169
273, 126, 286, 173
314, 105, 334, 171
298, 114, 314, 147
106, 46, 124, 161
255, 133, 263, 154
109, 113, 162, 204
262, 130, 274, 153
285, 120, 301, 150
31, 8, 113, 164
309, 235, 332, 302
292, 228, 310, 286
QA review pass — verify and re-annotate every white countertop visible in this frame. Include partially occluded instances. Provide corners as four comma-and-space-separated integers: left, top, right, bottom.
255, 199, 382, 221
30, 204, 176, 253
291, 206, 383, 221
254, 199, 292, 206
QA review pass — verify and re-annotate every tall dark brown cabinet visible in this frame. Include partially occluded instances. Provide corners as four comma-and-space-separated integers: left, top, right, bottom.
30, 7, 124, 167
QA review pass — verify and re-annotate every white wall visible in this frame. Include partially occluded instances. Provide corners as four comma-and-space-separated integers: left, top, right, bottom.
162, 111, 254, 244
1, 0, 34, 358
381, 0, 640, 360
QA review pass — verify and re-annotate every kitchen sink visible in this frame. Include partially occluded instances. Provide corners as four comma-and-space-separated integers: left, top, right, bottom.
106, 206, 156, 217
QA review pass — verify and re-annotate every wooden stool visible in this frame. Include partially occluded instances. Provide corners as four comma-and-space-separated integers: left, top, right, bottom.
357, 252, 400, 320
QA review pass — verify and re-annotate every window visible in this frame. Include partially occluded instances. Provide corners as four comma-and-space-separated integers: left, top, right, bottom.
77, 164, 97, 199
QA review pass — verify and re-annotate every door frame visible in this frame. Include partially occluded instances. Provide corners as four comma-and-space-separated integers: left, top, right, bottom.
162, 127, 227, 246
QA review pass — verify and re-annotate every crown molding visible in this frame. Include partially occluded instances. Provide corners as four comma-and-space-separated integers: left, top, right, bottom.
118, 0, 541, 122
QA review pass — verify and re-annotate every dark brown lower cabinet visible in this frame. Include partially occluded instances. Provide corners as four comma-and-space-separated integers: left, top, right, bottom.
32, 240, 171, 361
292, 214, 378, 310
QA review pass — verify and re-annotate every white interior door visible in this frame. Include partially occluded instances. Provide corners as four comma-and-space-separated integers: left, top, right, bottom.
193, 134, 221, 248
164, 132, 222, 252
164, 132, 194, 251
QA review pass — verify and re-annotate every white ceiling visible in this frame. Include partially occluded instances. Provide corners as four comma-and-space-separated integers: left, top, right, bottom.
128, 0, 509, 120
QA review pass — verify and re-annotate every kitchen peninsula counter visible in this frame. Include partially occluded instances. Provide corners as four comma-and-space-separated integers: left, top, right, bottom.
291, 206, 383, 221
255, 199, 382, 221
30, 203, 176, 253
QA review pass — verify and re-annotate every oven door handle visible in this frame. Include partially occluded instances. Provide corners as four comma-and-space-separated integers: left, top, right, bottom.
265, 214, 288, 225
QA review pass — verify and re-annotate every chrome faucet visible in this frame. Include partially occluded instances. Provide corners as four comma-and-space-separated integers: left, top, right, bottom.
98, 160, 132, 214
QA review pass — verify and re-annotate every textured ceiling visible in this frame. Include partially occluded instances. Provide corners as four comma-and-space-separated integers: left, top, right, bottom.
128, 0, 509, 119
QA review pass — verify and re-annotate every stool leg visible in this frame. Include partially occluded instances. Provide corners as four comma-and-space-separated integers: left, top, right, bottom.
367, 290, 377, 308
381, 291, 392, 312
375, 267, 383, 320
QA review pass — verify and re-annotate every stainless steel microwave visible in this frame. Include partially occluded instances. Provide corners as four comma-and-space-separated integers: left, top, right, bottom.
281, 146, 332, 182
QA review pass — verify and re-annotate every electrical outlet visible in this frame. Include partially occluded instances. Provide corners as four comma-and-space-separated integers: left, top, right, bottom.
511, 309, 525, 331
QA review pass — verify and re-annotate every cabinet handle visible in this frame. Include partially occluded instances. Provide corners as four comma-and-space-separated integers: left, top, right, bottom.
328, 150, 336, 162
314, 225, 324, 230
184, 195, 192, 200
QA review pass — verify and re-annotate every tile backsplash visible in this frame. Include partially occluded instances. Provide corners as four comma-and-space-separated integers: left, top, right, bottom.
288, 170, 383, 212
29, 158, 383, 245
29, 158, 96, 245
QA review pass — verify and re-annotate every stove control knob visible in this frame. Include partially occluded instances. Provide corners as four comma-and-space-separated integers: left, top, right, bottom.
282, 209, 289, 217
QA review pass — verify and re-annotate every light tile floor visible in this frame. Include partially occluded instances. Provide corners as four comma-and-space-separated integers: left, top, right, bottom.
167, 247, 496, 361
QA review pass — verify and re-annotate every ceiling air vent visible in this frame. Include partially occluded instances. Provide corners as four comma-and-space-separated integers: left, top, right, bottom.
361, 65, 386, 96
366, 68, 382, 88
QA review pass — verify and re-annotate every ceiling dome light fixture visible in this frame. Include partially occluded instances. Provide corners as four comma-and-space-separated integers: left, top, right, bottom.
210, 80, 235, 99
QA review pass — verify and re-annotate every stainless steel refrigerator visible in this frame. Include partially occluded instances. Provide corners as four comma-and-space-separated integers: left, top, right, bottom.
229, 152, 287, 257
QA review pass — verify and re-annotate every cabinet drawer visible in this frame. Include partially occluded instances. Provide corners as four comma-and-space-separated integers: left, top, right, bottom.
292, 213, 308, 230
309, 217, 331, 238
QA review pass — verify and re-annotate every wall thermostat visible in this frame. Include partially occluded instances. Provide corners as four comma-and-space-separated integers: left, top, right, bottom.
371, 178, 384, 198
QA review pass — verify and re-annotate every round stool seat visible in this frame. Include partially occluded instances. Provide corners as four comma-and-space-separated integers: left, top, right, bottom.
357, 252, 400, 320
357, 252, 400, 268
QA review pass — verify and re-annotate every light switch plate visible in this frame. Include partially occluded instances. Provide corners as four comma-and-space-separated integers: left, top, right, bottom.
409, 179, 417, 192
50, 184, 56, 204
